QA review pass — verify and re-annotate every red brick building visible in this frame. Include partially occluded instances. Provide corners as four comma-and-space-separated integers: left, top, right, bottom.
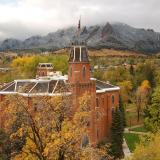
0, 28, 120, 146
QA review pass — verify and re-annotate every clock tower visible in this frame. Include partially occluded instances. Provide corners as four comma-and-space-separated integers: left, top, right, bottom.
68, 20, 97, 145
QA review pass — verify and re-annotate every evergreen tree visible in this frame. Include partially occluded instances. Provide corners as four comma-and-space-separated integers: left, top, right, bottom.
119, 96, 126, 130
110, 107, 124, 159
145, 87, 160, 132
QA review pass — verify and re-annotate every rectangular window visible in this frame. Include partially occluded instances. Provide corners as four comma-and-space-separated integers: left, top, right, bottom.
75, 48, 80, 61
96, 98, 99, 107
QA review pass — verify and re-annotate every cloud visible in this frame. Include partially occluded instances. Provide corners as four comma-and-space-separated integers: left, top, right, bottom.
0, 0, 160, 40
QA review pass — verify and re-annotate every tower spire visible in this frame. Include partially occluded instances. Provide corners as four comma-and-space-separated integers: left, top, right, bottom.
77, 16, 81, 36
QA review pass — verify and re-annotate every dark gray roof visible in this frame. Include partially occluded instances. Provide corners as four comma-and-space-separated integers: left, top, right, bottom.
0, 79, 70, 95
0, 78, 119, 95
96, 80, 117, 90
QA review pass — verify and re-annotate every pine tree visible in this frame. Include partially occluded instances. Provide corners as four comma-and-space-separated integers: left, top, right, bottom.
119, 96, 126, 130
110, 107, 124, 159
145, 87, 160, 132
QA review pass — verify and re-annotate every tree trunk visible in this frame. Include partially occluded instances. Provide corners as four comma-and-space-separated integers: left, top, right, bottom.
58, 150, 64, 160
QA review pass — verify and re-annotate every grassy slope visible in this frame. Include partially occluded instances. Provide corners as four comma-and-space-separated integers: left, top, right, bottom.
124, 133, 140, 152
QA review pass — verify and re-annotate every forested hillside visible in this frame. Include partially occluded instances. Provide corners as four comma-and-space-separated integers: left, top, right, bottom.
1, 53, 160, 159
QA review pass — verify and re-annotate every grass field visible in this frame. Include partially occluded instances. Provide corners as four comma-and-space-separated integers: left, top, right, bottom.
129, 126, 148, 132
124, 133, 140, 152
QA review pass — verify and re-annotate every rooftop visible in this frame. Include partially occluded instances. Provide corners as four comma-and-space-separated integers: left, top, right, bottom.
0, 76, 119, 96
96, 80, 120, 93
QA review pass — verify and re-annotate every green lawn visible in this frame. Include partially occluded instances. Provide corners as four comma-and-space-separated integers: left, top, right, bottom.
124, 133, 140, 152
129, 126, 148, 132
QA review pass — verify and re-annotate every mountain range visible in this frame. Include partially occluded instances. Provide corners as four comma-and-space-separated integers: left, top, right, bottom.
0, 22, 160, 54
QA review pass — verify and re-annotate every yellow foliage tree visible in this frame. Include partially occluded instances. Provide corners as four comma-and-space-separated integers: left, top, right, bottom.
118, 80, 133, 103
136, 80, 151, 122
139, 80, 151, 93
1, 93, 110, 160
127, 133, 160, 160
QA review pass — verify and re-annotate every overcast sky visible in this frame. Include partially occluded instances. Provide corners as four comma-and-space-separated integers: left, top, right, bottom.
0, 0, 160, 40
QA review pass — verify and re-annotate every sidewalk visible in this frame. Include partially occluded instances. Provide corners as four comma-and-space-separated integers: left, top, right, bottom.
124, 125, 149, 135
122, 138, 131, 158
122, 125, 150, 159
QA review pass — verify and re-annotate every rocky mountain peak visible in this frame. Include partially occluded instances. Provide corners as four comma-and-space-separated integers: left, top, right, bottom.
0, 22, 160, 54
101, 22, 114, 38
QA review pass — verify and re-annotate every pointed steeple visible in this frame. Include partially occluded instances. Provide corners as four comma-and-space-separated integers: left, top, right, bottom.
68, 19, 91, 83
77, 16, 81, 37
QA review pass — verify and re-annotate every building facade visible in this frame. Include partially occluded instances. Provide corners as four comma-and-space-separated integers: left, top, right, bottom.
0, 39, 120, 146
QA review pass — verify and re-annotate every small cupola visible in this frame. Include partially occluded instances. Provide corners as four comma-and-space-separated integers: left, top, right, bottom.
36, 63, 54, 78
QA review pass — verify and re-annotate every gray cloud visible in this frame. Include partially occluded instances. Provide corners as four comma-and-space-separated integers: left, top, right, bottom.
0, 0, 160, 40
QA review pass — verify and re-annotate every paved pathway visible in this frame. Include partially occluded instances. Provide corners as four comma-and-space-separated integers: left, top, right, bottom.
122, 125, 150, 159
122, 138, 131, 159
124, 130, 149, 135
124, 125, 150, 135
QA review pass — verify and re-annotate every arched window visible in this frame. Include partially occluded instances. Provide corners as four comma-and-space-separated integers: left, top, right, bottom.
81, 135, 89, 148
97, 129, 99, 139
96, 111, 100, 120
82, 66, 86, 79
96, 97, 99, 107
